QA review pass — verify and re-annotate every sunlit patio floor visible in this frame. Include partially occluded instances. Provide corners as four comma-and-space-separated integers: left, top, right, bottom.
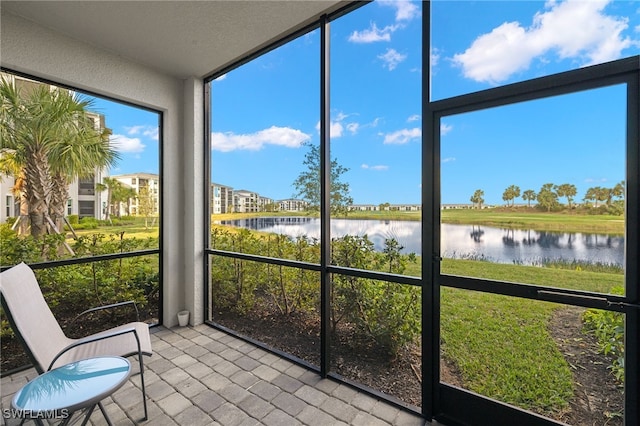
1, 324, 428, 425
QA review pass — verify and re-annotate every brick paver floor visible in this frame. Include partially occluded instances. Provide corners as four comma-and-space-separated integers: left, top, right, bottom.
1, 325, 428, 426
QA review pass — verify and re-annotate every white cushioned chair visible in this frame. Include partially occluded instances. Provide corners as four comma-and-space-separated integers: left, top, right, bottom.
0, 262, 152, 420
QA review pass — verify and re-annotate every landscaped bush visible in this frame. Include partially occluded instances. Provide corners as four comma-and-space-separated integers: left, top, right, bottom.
0, 224, 66, 264
75, 217, 99, 229
331, 235, 420, 357
0, 226, 159, 342
210, 228, 263, 313
209, 228, 420, 357
583, 286, 625, 382
261, 234, 319, 315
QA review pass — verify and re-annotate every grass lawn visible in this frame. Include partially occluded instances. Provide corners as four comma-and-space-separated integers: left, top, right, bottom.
436, 259, 623, 414
66, 219, 160, 240
442, 208, 624, 234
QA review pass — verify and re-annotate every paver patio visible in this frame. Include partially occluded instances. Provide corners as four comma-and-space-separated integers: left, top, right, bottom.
1, 325, 429, 426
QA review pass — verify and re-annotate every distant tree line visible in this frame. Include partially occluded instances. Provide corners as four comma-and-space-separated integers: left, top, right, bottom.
470, 181, 625, 215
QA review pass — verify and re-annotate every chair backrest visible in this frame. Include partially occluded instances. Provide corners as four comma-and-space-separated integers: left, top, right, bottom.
0, 262, 69, 373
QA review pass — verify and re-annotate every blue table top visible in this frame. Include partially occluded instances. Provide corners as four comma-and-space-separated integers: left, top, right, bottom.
12, 356, 131, 414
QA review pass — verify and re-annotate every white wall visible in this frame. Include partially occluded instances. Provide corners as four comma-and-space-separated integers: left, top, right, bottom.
1, 12, 204, 327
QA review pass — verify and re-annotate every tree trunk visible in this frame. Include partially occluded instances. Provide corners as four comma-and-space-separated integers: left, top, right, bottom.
105, 188, 112, 221
49, 173, 68, 233
24, 149, 53, 238
18, 191, 30, 236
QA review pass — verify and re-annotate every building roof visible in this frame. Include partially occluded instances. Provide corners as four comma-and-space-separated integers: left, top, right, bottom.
111, 172, 159, 179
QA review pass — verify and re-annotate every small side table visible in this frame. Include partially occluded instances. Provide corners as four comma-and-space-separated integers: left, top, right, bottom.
11, 356, 131, 426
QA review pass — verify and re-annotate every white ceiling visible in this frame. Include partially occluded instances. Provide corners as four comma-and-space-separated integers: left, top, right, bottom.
1, 0, 348, 79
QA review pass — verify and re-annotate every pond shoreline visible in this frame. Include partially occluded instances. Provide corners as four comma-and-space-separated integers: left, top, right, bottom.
213, 208, 625, 235
215, 216, 625, 266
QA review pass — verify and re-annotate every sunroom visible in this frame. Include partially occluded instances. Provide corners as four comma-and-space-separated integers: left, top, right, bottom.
1, 1, 639, 425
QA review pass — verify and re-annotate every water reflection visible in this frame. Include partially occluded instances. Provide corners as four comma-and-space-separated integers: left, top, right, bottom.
447, 225, 623, 266
215, 217, 624, 265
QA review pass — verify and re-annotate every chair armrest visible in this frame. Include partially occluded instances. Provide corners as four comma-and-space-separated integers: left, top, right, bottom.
48, 326, 141, 371
68, 301, 141, 330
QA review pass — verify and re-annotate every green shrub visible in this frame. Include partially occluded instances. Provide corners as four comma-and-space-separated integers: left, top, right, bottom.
0, 224, 65, 265
210, 228, 261, 313
583, 286, 625, 382
331, 235, 420, 357
0, 226, 159, 340
261, 234, 319, 315
67, 214, 79, 224
607, 201, 624, 216
209, 228, 420, 357
76, 217, 99, 229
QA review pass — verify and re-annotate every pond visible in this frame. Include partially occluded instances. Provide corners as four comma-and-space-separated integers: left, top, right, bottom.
215, 217, 624, 266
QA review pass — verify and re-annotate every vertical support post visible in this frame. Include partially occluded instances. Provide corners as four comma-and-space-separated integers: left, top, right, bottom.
422, 0, 439, 419
320, 14, 332, 378
204, 82, 212, 322
624, 69, 639, 426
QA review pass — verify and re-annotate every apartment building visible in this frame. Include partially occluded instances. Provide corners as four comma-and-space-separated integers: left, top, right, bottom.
278, 198, 308, 212
230, 189, 274, 213
111, 172, 160, 217
210, 182, 233, 214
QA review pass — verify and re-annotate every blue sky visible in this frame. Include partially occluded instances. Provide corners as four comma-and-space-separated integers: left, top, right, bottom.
96, 0, 639, 206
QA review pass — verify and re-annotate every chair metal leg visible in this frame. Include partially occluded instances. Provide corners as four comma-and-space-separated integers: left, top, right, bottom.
138, 355, 148, 421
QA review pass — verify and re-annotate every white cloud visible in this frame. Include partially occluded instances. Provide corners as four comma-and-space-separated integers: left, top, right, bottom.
431, 47, 441, 67
379, 0, 420, 22
442, 157, 456, 163
110, 134, 145, 153
407, 114, 420, 122
383, 127, 421, 144
145, 128, 159, 140
452, 0, 635, 83
378, 48, 407, 70
346, 122, 360, 134
212, 126, 310, 152
441, 123, 453, 135
126, 125, 159, 141
348, 23, 395, 43
214, 74, 227, 81
362, 163, 389, 171
330, 121, 344, 138
349, 1, 418, 45
317, 112, 360, 137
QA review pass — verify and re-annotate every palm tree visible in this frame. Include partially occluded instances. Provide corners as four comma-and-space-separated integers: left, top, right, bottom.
470, 189, 484, 209
96, 176, 125, 222
555, 183, 577, 209
522, 189, 536, 208
104, 183, 137, 217
595, 186, 609, 208
502, 185, 520, 207
0, 77, 118, 238
0, 150, 29, 234
584, 186, 608, 208
613, 181, 625, 201
537, 183, 558, 212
